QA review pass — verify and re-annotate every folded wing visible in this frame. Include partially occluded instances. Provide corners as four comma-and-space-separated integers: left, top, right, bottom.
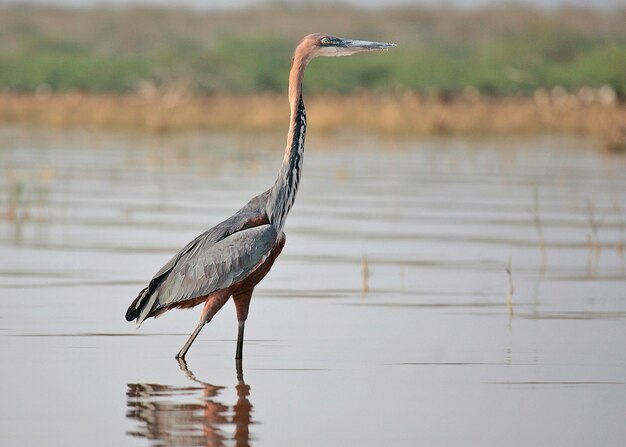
131, 224, 278, 325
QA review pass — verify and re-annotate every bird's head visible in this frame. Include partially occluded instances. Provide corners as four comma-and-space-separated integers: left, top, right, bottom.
295, 33, 396, 63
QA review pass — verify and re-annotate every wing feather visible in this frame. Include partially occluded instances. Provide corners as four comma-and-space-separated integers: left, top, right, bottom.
126, 190, 271, 323
138, 224, 278, 324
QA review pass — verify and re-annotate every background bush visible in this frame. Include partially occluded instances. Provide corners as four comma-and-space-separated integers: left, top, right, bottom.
0, 4, 624, 97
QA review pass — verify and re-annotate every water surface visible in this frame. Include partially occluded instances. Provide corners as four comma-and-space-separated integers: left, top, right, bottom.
1, 127, 625, 446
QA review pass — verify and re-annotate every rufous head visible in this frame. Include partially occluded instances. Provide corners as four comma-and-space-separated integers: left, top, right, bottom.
294, 33, 396, 64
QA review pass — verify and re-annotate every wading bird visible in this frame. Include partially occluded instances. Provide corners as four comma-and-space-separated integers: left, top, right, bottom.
125, 34, 395, 360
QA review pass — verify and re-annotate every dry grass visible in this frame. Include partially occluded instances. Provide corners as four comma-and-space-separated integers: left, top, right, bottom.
1, 92, 624, 150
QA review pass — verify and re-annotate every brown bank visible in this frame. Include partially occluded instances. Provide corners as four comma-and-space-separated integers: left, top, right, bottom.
1, 91, 624, 151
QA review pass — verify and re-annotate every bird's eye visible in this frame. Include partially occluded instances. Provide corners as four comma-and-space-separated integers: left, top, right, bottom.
320, 37, 331, 45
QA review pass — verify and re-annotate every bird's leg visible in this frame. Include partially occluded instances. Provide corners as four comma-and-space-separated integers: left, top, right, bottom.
236, 320, 245, 360
235, 358, 244, 381
176, 321, 205, 360
176, 290, 231, 359
233, 289, 254, 360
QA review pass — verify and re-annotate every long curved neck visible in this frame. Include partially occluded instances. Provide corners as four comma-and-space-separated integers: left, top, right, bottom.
267, 51, 309, 233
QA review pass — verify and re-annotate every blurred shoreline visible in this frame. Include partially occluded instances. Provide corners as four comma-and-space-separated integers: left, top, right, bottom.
1, 4, 624, 151
1, 5, 624, 96
1, 92, 624, 151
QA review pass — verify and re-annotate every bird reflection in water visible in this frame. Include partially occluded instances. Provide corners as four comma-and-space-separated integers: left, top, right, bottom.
126, 360, 253, 447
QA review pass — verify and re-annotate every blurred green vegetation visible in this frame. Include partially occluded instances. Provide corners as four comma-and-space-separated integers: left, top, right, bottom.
0, 4, 624, 96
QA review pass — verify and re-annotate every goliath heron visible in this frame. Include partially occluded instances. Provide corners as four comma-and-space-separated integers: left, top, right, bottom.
126, 34, 395, 360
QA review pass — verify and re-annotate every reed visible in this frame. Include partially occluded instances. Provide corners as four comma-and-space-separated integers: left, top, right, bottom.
1, 92, 624, 151
505, 256, 515, 321
531, 189, 547, 272
585, 201, 603, 276
361, 254, 369, 294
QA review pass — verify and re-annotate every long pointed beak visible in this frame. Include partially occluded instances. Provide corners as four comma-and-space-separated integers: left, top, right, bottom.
341, 39, 396, 51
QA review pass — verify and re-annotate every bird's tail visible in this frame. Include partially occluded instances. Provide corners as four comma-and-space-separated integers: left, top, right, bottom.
125, 287, 150, 322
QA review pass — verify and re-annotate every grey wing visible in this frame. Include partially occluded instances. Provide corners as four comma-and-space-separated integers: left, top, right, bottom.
149, 232, 206, 287
147, 190, 271, 292
137, 224, 278, 324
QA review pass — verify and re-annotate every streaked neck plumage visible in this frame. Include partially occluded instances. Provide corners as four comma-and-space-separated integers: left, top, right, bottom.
267, 47, 310, 234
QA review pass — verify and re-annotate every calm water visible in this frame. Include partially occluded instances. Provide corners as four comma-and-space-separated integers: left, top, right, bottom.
0, 127, 625, 446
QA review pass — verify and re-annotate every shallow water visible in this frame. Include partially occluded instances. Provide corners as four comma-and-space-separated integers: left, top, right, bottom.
1, 127, 625, 446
